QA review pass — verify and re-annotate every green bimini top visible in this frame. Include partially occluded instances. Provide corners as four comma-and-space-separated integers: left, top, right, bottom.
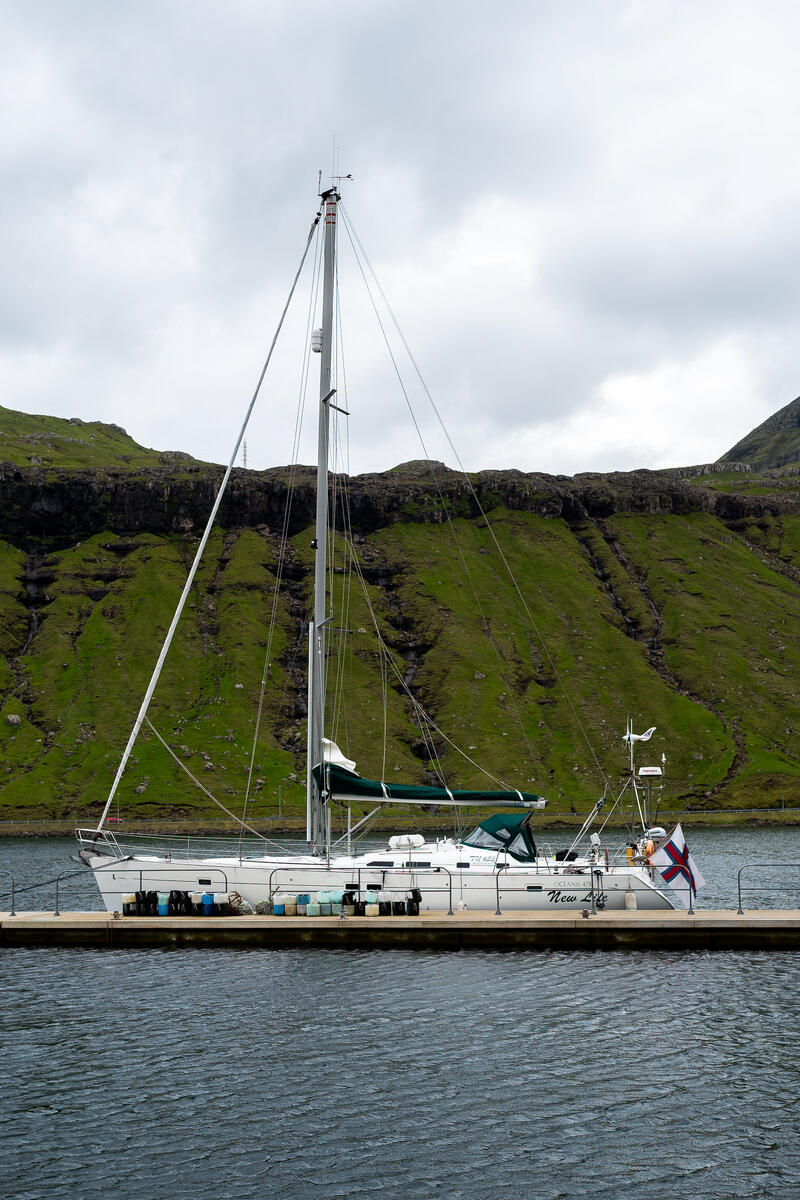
314, 764, 546, 810
462, 812, 538, 862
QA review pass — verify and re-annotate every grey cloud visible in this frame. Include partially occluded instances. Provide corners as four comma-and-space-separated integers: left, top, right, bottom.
1, 1, 799, 474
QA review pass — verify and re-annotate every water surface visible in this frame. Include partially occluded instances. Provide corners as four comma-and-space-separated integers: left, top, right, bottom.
2, 945, 800, 1200
2, 830, 800, 1200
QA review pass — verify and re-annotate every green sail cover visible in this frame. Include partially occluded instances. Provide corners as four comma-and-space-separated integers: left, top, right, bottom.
315, 764, 545, 809
462, 812, 538, 862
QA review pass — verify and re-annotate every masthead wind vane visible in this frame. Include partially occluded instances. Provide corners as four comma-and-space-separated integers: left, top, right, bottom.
623, 724, 656, 743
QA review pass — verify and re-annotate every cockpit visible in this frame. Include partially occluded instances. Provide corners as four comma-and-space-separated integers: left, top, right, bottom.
463, 813, 538, 862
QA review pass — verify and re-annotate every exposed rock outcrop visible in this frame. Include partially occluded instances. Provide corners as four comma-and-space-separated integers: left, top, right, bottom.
2, 459, 797, 543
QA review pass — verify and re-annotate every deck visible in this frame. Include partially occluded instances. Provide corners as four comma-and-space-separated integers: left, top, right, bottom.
3, 908, 800, 950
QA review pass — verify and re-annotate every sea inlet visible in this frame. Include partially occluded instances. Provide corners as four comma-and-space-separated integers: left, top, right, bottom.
1, 827, 800, 1200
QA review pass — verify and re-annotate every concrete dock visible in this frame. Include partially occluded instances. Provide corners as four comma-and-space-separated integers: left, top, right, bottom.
3, 909, 800, 950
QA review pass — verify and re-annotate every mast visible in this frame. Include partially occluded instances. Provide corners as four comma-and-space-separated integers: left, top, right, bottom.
308, 187, 339, 852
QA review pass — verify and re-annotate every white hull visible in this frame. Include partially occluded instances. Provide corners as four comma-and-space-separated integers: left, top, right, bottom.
84, 848, 676, 913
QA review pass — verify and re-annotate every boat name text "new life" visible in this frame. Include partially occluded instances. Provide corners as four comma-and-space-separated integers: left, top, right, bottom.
547, 889, 608, 905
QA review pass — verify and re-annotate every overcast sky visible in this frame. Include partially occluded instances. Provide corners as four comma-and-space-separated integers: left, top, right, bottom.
1, 0, 798, 476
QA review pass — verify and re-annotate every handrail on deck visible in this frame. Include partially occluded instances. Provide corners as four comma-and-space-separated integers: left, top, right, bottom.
495, 864, 508, 914
53, 870, 75, 917
737, 862, 800, 914
0, 870, 15, 916
76, 827, 124, 859
77, 827, 307, 862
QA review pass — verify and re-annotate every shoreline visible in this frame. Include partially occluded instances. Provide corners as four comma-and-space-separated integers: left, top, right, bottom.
3, 807, 800, 837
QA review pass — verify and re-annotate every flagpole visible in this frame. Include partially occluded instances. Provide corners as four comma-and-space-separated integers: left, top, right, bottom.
627, 718, 635, 840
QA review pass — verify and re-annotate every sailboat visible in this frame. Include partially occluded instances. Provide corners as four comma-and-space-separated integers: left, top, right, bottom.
77, 185, 683, 914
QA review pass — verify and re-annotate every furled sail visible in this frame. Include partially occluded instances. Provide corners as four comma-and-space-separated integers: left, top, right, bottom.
313, 763, 546, 809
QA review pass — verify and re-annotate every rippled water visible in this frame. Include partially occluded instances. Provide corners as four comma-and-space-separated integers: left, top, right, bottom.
2, 947, 800, 1199
2, 830, 800, 1199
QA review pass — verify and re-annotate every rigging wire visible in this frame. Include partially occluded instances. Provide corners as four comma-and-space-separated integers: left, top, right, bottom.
339, 202, 609, 795
238, 216, 324, 848
251, 620, 310, 810
329, 267, 355, 749
324, 283, 448, 801
380, 632, 389, 782
97, 200, 325, 832
145, 717, 272, 843
338, 206, 542, 783
315, 224, 456, 796
325, 228, 461, 828
345, 535, 521, 793
318, 301, 490, 802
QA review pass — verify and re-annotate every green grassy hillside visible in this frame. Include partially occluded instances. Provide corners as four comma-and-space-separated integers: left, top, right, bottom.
719, 395, 800, 471
0, 405, 201, 469
3, 506, 800, 824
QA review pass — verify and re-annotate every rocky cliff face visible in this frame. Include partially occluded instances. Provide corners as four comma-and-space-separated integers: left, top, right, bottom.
2, 457, 798, 544
6, 387, 800, 544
